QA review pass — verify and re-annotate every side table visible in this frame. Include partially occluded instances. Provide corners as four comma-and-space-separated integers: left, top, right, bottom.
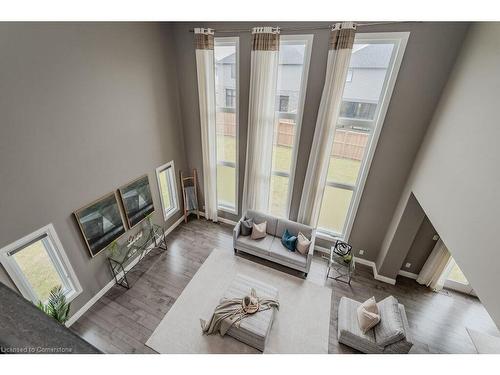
326, 248, 355, 284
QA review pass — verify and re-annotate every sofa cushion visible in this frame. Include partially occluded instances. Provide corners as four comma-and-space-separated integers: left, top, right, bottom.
246, 210, 278, 236
275, 218, 313, 239
374, 296, 405, 347
240, 218, 254, 236
296, 232, 311, 255
251, 222, 267, 240
281, 229, 297, 251
269, 238, 307, 268
236, 235, 273, 256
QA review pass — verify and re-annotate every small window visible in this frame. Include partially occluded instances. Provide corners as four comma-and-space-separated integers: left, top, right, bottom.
225, 89, 236, 108
0, 224, 82, 304
156, 160, 180, 221
279, 95, 290, 112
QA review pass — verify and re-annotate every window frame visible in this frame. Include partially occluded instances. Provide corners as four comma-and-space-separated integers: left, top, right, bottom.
317, 32, 409, 241
215, 36, 240, 215
0, 224, 82, 304
270, 33, 314, 218
156, 160, 180, 222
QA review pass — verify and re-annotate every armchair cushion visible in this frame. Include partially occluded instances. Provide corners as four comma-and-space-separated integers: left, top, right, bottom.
374, 296, 405, 347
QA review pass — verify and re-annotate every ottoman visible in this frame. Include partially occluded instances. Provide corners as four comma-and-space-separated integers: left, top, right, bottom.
223, 274, 279, 351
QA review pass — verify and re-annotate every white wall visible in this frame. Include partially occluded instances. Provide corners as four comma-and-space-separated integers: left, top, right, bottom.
380, 23, 500, 326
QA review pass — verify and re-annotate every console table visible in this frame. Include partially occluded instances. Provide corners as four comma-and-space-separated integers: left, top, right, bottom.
107, 224, 167, 289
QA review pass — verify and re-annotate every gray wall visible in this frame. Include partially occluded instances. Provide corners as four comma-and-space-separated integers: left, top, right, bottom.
378, 23, 500, 326
377, 193, 425, 278
402, 216, 438, 275
0, 22, 187, 315
172, 22, 469, 261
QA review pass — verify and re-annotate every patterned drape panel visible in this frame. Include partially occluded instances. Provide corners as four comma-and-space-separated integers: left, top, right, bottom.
242, 27, 281, 212
194, 28, 218, 222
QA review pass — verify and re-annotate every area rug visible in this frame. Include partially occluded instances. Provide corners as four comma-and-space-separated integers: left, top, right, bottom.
146, 248, 332, 353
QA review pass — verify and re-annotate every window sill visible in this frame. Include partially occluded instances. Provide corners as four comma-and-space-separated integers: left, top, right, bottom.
315, 229, 344, 243
217, 205, 237, 215
163, 207, 180, 222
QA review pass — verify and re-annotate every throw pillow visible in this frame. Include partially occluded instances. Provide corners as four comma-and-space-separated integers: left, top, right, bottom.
240, 218, 254, 236
357, 297, 381, 333
251, 221, 267, 240
281, 229, 297, 252
296, 232, 311, 255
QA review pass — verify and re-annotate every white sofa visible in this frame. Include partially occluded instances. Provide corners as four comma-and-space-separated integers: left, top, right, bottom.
233, 210, 316, 277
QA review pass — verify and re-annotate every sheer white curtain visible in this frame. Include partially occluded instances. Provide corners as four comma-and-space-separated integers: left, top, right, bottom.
417, 239, 452, 291
298, 22, 356, 227
194, 28, 218, 222
242, 27, 280, 213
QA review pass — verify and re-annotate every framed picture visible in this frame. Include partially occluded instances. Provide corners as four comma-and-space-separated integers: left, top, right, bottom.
118, 174, 155, 229
74, 192, 126, 258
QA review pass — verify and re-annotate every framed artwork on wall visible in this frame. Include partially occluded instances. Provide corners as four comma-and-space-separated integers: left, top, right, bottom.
118, 174, 155, 229
74, 192, 126, 258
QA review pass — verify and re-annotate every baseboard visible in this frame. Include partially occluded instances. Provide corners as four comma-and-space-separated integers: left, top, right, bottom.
373, 267, 397, 285
65, 215, 184, 328
315, 245, 396, 285
398, 270, 418, 280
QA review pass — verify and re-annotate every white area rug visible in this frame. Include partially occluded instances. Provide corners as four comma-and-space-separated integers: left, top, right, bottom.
146, 248, 332, 353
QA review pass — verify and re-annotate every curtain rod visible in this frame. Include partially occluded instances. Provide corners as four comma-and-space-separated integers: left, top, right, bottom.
188, 21, 414, 33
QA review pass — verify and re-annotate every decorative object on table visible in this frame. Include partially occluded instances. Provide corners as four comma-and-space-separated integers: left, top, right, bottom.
327, 240, 355, 284
200, 286, 279, 337
333, 239, 352, 257
36, 285, 71, 324
180, 169, 200, 223
337, 295, 413, 354
118, 174, 155, 229
74, 191, 126, 257
107, 223, 167, 289
233, 210, 316, 277
107, 239, 120, 258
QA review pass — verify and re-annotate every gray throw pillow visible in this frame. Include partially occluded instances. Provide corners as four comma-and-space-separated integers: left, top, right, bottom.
240, 218, 254, 236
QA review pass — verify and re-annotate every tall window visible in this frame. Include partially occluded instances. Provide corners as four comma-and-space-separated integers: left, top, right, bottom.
268, 34, 313, 217
215, 37, 239, 213
156, 160, 179, 221
0, 224, 82, 304
317, 32, 409, 238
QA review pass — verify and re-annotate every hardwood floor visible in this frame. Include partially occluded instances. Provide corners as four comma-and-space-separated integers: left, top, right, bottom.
71, 219, 498, 354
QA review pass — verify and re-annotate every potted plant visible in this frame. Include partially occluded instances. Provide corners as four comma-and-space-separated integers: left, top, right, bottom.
37, 285, 71, 324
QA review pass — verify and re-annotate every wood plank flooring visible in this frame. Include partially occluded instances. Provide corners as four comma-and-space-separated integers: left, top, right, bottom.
71, 219, 498, 354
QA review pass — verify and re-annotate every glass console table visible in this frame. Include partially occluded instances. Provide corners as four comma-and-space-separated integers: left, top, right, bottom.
326, 247, 355, 285
107, 224, 167, 289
